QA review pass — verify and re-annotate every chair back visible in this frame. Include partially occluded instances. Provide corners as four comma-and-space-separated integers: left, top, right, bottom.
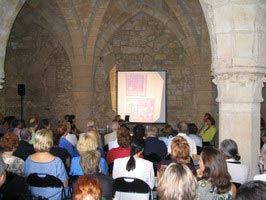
114, 177, 151, 199
27, 173, 67, 199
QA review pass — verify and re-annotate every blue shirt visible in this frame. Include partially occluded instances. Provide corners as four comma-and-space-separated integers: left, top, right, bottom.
69, 156, 108, 176
59, 138, 79, 158
24, 156, 68, 200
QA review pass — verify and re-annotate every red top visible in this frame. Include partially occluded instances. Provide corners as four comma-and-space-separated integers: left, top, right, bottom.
106, 147, 131, 164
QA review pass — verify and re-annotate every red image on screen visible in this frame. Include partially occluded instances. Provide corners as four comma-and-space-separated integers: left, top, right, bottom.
126, 74, 147, 96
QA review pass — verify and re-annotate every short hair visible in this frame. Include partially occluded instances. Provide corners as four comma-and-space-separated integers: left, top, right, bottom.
161, 124, 173, 137
187, 123, 198, 135
147, 125, 159, 137
74, 175, 102, 200
201, 146, 231, 193
117, 127, 130, 148
28, 117, 38, 128
0, 133, 19, 151
33, 129, 53, 152
177, 121, 188, 133
54, 123, 67, 145
80, 150, 101, 174
39, 119, 50, 129
77, 132, 97, 155
170, 136, 190, 164
236, 180, 266, 200
20, 128, 32, 140
220, 139, 240, 161
111, 121, 119, 131
157, 163, 197, 200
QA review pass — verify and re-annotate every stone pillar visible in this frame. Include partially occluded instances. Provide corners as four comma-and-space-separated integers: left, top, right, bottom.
213, 69, 266, 178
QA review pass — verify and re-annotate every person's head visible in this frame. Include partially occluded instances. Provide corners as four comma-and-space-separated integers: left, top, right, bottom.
33, 129, 53, 152
236, 180, 266, 200
117, 127, 131, 148
146, 125, 159, 137
69, 115, 76, 124
54, 123, 67, 145
161, 124, 173, 137
199, 146, 231, 193
220, 139, 240, 161
204, 113, 212, 121
39, 119, 51, 130
126, 138, 145, 171
187, 123, 198, 135
28, 117, 38, 130
20, 128, 32, 141
74, 175, 102, 200
0, 155, 6, 187
206, 117, 215, 126
77, 132, 98, 156
111, 121, 119, 131
177, 121, 188, 134
12, 119, 19, 129
114, 115, 121, 121
0, 133, 19, 152
170, 136, 190, 164
157, 163, 197, 200
18, 119, 26, 129
132, 124, 145, 139
80, 150, 101, 174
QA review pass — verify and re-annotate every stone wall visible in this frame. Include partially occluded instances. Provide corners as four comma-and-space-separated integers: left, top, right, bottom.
93, 11, 215, 128
1, 9, 72, 128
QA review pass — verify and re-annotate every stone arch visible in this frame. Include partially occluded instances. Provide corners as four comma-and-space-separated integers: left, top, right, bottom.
0, 0, 26, 88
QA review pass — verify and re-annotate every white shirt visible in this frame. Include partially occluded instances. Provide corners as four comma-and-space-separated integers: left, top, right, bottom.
159, 136, 173, 149
108, 139, 119, 150
226, 158, 249, 184
65, 133, 78, 146
167, 133, 197, 156
104, 131, 117, 145
113, 157, 155, 200
189, 134, 203, 147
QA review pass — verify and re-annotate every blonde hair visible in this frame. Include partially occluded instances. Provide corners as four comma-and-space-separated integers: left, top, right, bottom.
171, 136, 190, 164
34, 129, 53, 152
77, 132, 97, 155
80, 150, 101, 174
157, 163, 197, 200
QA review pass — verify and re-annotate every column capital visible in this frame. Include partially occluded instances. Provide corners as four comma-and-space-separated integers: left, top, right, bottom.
212, 67, 266, 103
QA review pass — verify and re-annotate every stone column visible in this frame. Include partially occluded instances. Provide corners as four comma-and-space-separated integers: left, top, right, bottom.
213, 69, 266, 178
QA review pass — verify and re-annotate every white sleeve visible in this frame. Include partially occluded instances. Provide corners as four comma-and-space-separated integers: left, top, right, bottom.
148, 163, 155, 189
167, 138, 173, 153
112, 160, 118, 179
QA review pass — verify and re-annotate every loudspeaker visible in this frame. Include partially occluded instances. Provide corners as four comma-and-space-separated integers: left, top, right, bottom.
17, 84, 25, 96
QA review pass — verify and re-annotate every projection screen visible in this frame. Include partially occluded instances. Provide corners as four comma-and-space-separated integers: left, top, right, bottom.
117, 71, 166, 123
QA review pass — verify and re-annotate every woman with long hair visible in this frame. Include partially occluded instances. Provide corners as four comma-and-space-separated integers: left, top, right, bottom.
196, 146, 236, 200
112, 138, 154, 199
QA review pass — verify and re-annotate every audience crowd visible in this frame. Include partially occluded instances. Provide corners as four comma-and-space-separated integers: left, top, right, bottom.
0, 113, 265, 200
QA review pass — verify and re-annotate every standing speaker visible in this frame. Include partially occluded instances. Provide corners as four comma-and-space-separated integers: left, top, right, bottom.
17, 84, 25, 96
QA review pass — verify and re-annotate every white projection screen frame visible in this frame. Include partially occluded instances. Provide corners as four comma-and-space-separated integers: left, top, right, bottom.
117, 71, 166, 123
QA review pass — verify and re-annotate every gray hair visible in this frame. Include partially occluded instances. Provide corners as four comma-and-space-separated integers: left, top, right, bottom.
220, 139, 240, 161
177, 121, 188, 134
20, 128, 32, 140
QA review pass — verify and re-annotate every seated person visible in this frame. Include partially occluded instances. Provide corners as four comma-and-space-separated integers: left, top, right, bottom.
220, 139, 249, 187
0, 133, 24, 176
13, 128, 35, 160
112, 138, 154, 200
104, 121, 119, 147
188, 123, 202, 154
157, 136, 195, 178
144, 125, 167, 160
80, 150, 113, 200
70, 131, 108, 176
157, 163, 197, 200
199, 117, 217, 146
74, 175, 102, 200
236, 180, 266, 200
24, 129, 68, 200
106, 127, 131, 171
159, 124, 174, 149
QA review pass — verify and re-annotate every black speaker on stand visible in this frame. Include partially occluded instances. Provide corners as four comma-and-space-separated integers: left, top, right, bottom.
17, 84, 25, 120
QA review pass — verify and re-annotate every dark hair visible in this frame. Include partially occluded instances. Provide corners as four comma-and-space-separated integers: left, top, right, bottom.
12, 119, 19, 128
205, 113, 212, 118
126, 138, 145, 171
188, 123, 198, 135
220, 139, 241, 161
206, 117, 215, 126
201, 146, 231, 193
117, 127, 131, 148
132, 124, 145, 139
161, 124, 174, 137
39, 119, 50, 129
236, 181, 266, 200
54, 123, 67, 145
